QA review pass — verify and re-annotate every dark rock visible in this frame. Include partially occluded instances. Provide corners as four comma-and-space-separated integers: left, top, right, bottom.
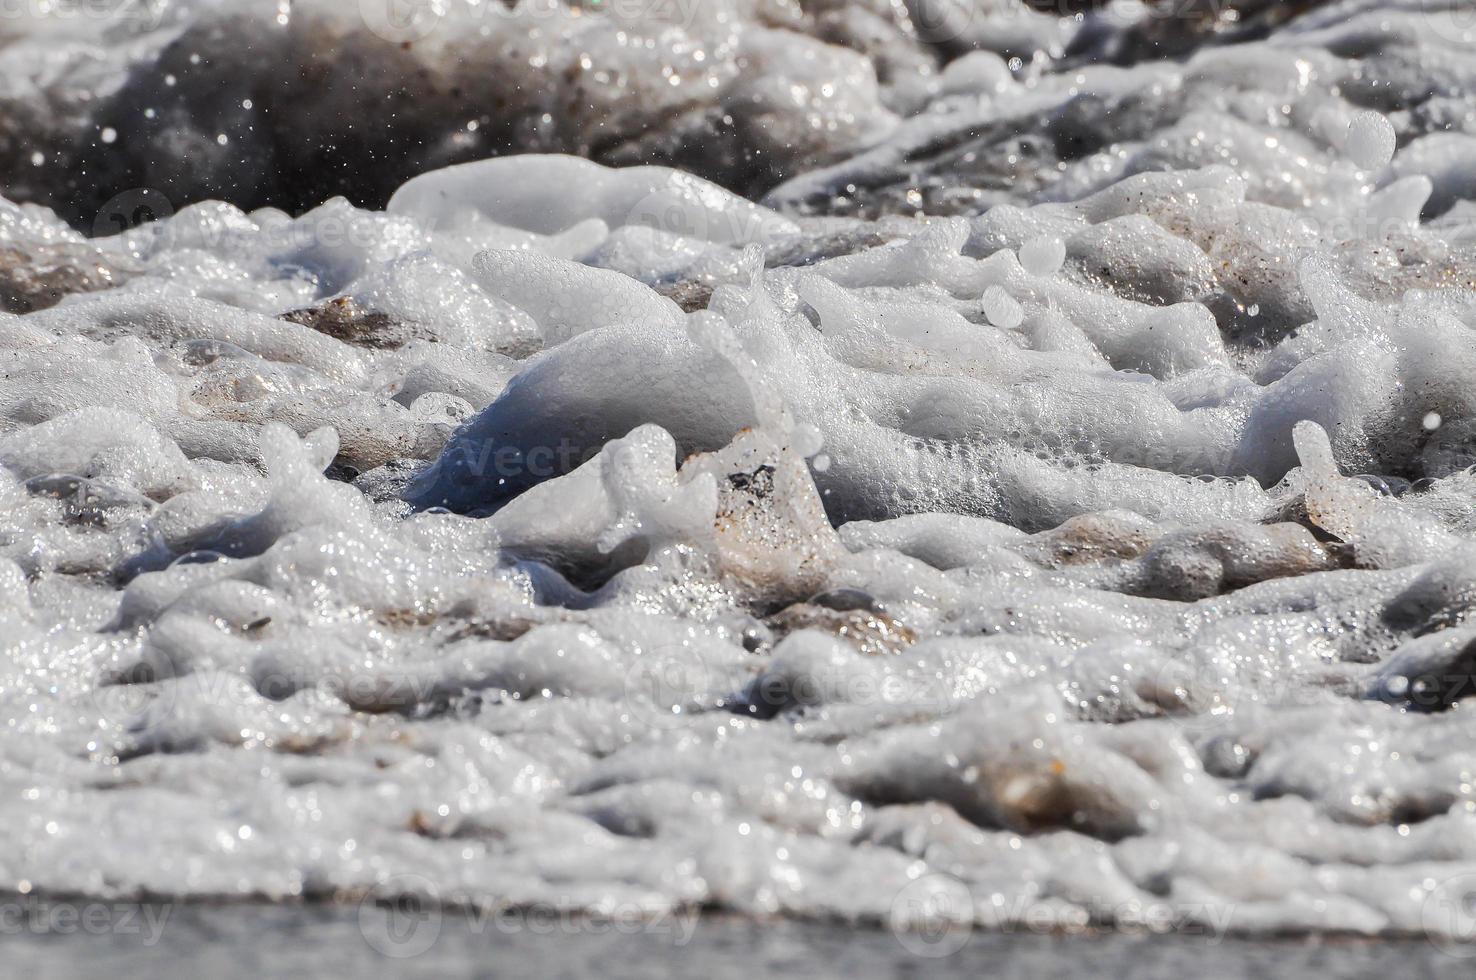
281, 296, 420, 350
0, 245, 117, 313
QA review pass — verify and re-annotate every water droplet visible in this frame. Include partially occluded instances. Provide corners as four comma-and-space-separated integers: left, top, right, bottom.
1019, 236, 1066, 278
982, 286, 1024, 329
1345, 110, 1395, 171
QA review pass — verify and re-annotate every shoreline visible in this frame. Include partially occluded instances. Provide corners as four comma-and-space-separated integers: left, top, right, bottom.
2, 898, 1470, 978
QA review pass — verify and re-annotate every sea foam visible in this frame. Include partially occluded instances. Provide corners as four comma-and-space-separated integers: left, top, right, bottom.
2, 0, 1476, 942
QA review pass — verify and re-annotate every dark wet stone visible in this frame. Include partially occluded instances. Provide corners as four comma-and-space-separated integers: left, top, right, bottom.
726, 465, 777, 500
655, 279, 714, 313
1200, 735, 1256, 779
1384, 637, 1476, 713
353, 458, 433, 503
809, 587, 883, 614
765, 601, 916, 659
281, 297, 418, 350
1381, 571, 1476, 637
0, 245, 117, 313
1067, 0, 1339, 66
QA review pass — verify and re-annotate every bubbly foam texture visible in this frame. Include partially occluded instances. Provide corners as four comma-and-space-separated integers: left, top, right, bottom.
4, 0, 1476, 943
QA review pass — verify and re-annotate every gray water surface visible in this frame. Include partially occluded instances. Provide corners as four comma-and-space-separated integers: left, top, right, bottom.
5, 902, 1471, 979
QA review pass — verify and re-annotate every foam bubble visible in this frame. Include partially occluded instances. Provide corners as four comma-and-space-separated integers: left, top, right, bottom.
1018, 235, 1066, 278
1345, 110, 1397, 172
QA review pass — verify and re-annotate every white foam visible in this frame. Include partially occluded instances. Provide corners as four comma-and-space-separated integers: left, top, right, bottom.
3, 0, 1476, 944
1345, 110, 1397, 172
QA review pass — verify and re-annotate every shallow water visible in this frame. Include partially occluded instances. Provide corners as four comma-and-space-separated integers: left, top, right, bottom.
4, 901, 1471, 980
3, 0, 1476, 957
